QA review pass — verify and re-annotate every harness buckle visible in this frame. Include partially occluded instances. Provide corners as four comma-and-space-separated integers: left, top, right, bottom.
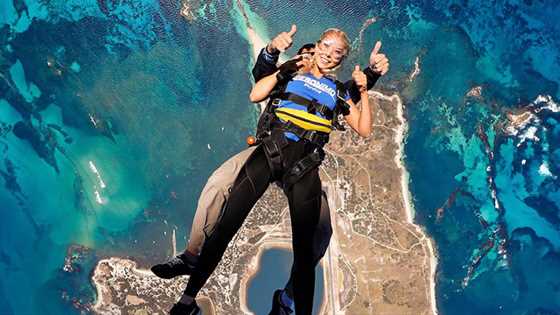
282, 149, 325, 190
333, 120, 346, 131
262, 130, 289, 181
308, 99, 319, 114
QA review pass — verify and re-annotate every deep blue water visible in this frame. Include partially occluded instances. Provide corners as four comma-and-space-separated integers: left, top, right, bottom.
0, 0, 559, 314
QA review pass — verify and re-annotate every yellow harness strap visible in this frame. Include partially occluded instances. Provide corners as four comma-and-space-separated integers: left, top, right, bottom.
274, 107, 332, 134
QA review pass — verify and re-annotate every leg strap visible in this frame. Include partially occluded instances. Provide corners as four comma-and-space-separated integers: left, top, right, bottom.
282, 149, 324, 191
262, 131, 289, 180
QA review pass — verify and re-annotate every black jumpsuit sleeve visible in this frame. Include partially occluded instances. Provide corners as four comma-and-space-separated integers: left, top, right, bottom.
344, 67, 382, 104
252, 48, 280, 82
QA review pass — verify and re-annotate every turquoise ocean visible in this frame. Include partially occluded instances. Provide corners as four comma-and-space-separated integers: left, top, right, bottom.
0, 1, 558, 314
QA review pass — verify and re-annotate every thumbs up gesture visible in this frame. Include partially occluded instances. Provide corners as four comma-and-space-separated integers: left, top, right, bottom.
267, 24, 297, 54
352, 65, 367, 93
369, 41, 389, 75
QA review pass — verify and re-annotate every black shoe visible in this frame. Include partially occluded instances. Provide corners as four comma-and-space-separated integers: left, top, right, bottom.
268, 289, 293, 315
169, 301, 200, 315
151, 253, 197, 279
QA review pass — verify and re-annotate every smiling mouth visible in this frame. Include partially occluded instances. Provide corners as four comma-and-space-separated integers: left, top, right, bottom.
320, 55, 330, 64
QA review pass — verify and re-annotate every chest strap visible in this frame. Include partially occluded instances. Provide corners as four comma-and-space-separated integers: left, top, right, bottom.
273, 92, 335, 120
271, 119, 330, 147
261, 128, 326, 190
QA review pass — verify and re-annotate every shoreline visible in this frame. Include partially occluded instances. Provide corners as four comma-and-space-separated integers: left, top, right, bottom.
377, 90, 439, 315
91, 258, 155, 312
238, 240, 293, 315
236, 0, 290, 115
92, 259, 105, 312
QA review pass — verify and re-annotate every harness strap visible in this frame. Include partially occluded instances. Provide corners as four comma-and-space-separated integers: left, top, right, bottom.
270, 119, 329, 147
262, 130, 289, 180
273, 92, 335, 119
282, 149, 325, 190
255, 81, 291, 140
332, 80, 350, 131
333, 80, 351, 116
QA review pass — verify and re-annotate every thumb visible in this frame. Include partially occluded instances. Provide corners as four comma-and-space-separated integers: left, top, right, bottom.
288, 24, 297, 36
371, 41, 382, 57
354, 65, 360, 72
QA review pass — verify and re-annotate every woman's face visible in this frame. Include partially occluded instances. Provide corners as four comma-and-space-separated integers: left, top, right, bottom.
314, 34, 347, 70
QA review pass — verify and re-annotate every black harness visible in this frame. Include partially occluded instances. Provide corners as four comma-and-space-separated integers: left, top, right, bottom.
273, 92, 335, 119
254, 77, 350, 190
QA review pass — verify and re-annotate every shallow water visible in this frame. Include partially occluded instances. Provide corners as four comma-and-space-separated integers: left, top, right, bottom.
0, 0, 559, 314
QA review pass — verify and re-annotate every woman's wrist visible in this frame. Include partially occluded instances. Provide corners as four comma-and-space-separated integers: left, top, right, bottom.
266, 43, 279, 55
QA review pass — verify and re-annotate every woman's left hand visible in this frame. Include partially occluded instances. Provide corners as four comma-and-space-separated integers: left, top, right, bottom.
352, 65, 367, 92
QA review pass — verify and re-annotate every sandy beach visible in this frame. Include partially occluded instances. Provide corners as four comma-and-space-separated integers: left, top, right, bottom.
388, 90, 439, 315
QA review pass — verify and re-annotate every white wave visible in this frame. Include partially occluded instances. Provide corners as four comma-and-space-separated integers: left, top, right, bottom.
89, 160, 106, 189
516, 126, 540, 147
505, 95, 558, 143
505, 112, 536, 136
538, 162, 555, 178
94, 190, 105, 204
534, 94, 559, 113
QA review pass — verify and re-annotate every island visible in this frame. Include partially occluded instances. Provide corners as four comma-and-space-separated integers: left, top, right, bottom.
91, 90, 437, 315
